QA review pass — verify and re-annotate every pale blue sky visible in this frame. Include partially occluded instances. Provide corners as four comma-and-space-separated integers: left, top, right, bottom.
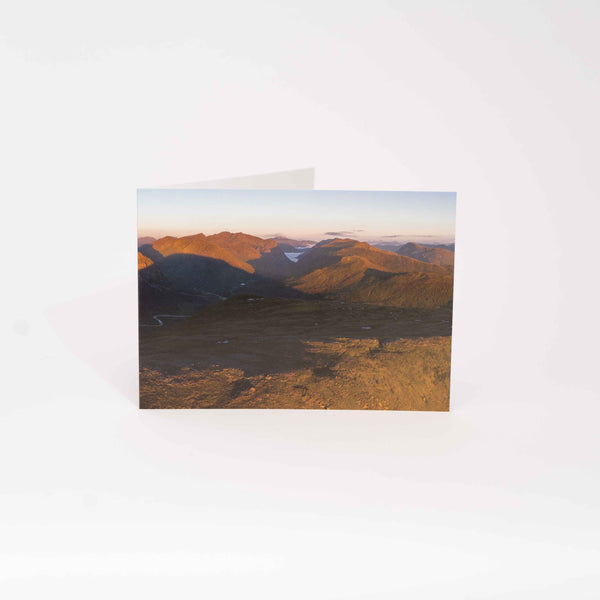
137, 189, 456, 244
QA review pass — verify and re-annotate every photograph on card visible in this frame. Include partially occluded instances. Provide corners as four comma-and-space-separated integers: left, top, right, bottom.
137, 189, 456, 410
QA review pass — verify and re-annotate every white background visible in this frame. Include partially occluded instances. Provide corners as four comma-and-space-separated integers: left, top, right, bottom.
2, 1, 600, 598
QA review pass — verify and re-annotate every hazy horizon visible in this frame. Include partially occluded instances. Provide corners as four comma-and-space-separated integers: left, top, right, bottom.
138, 189, 456, 244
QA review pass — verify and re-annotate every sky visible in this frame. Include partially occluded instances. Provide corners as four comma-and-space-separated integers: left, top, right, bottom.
137, 189, 456, 244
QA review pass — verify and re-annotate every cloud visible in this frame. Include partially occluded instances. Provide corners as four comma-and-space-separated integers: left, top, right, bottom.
324, 229, 364, 236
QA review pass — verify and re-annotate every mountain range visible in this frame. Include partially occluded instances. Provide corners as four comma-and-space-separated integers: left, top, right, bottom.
138, 232, 454, 318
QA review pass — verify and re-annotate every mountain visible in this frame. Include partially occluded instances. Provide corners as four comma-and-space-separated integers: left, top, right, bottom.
206, 232, 292, 278
337, 270, 453, 308
290, 239, 452, 307
431, 243, 455, 252
207, 232, 276, 262
138, 236, 157, 247
137, 232, 303, 315
138, 252, 153, 270
273, 236, 316, 252
139, 232, 294, 278
294, 239, 446, 278
142, 233, 253, 272
137, 249, 220, 319
396, 242, 454, 267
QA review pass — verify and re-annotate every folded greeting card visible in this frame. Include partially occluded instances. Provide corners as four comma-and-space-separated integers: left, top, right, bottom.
137, 185, 455, 410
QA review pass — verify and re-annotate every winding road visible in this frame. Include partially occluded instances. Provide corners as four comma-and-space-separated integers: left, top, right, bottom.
141, 314, 189, 327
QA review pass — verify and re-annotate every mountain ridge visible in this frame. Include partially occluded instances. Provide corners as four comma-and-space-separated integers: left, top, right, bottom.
396, 242, 454, 267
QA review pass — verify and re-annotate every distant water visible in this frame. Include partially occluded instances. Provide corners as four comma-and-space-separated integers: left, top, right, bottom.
284, 252, 303, 262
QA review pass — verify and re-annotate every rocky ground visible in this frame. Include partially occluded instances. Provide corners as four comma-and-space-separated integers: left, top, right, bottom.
139, 297, 452, 410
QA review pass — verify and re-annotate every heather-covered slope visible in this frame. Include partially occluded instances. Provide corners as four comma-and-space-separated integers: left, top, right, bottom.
207, 232, 292, 278
396, 242, 455, 267
294, 238, 446, 275
137, 252, 153, 270
139, 231, 294, 278
290, 239, 451, 307
141, 233, 253, 272
339, 270, 453, 308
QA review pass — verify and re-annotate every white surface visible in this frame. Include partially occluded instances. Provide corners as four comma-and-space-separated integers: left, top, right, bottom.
2, 1, 600, 598
161, 167, 315, 189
